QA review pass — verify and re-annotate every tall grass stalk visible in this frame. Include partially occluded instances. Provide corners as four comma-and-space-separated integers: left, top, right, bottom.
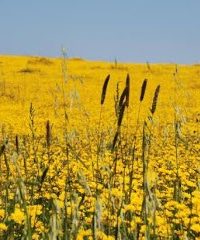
141, 85, 160, 239
128, 79, 148, 203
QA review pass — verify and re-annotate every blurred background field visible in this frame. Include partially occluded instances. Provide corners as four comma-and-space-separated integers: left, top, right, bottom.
0, 55, 199, 133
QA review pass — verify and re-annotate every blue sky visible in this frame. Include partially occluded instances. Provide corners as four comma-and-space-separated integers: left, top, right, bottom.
0, 0, 200, 63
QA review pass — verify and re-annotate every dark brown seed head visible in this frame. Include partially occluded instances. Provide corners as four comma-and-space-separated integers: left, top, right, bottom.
16, 135, 19, 154
101, 74, 110, 105
0, 144, 5, 156
112, 131, 119, 151
150, 85, 160, 114
119, 87, 128, 109
46, 120, 51, 148
118, 102, 126, 127
140, 79, 147, 102
0, 139, 8, 156
40, 167, 49, 185
125, 74, 130, 107
118, 74, 130, 109
146, 61, 151, 72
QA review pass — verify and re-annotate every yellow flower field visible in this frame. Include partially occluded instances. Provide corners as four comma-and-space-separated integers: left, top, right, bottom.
0, 55, 199, 239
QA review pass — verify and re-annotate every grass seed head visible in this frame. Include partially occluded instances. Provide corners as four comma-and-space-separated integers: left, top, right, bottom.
101, 74, 110, 105
151, 85, 160, 114
15, 135, 19, 154
119, 87, 128, 109
112, 131, 119, 150
40, 167, 49, 185
46, 120, 51, 148
125, 73, 130, 107
118, 102, 126, 127
140, 79, 148, 102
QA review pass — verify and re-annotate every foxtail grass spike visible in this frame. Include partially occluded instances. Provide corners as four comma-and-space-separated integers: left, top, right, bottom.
101, 74, 110, 105
40, 167, 49, 185
151, 85, 160, 114
112, 131, 119, 150
119, 87, 127, 109
146, 61, 151, 72
140, 79, 148, 102
125, 74, 130, 107
15, 135, 19, 154
46, 120, 51, 148
0, 144, 6, 156
118, 102, 126, 127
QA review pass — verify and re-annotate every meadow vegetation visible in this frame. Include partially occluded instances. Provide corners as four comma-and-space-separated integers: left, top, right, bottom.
0, 55, 199, 239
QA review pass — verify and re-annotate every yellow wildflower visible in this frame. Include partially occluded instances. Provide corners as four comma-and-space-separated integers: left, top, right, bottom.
10, 207, 25, 224
0, 223, 7, 231
191, 224, 200, 233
